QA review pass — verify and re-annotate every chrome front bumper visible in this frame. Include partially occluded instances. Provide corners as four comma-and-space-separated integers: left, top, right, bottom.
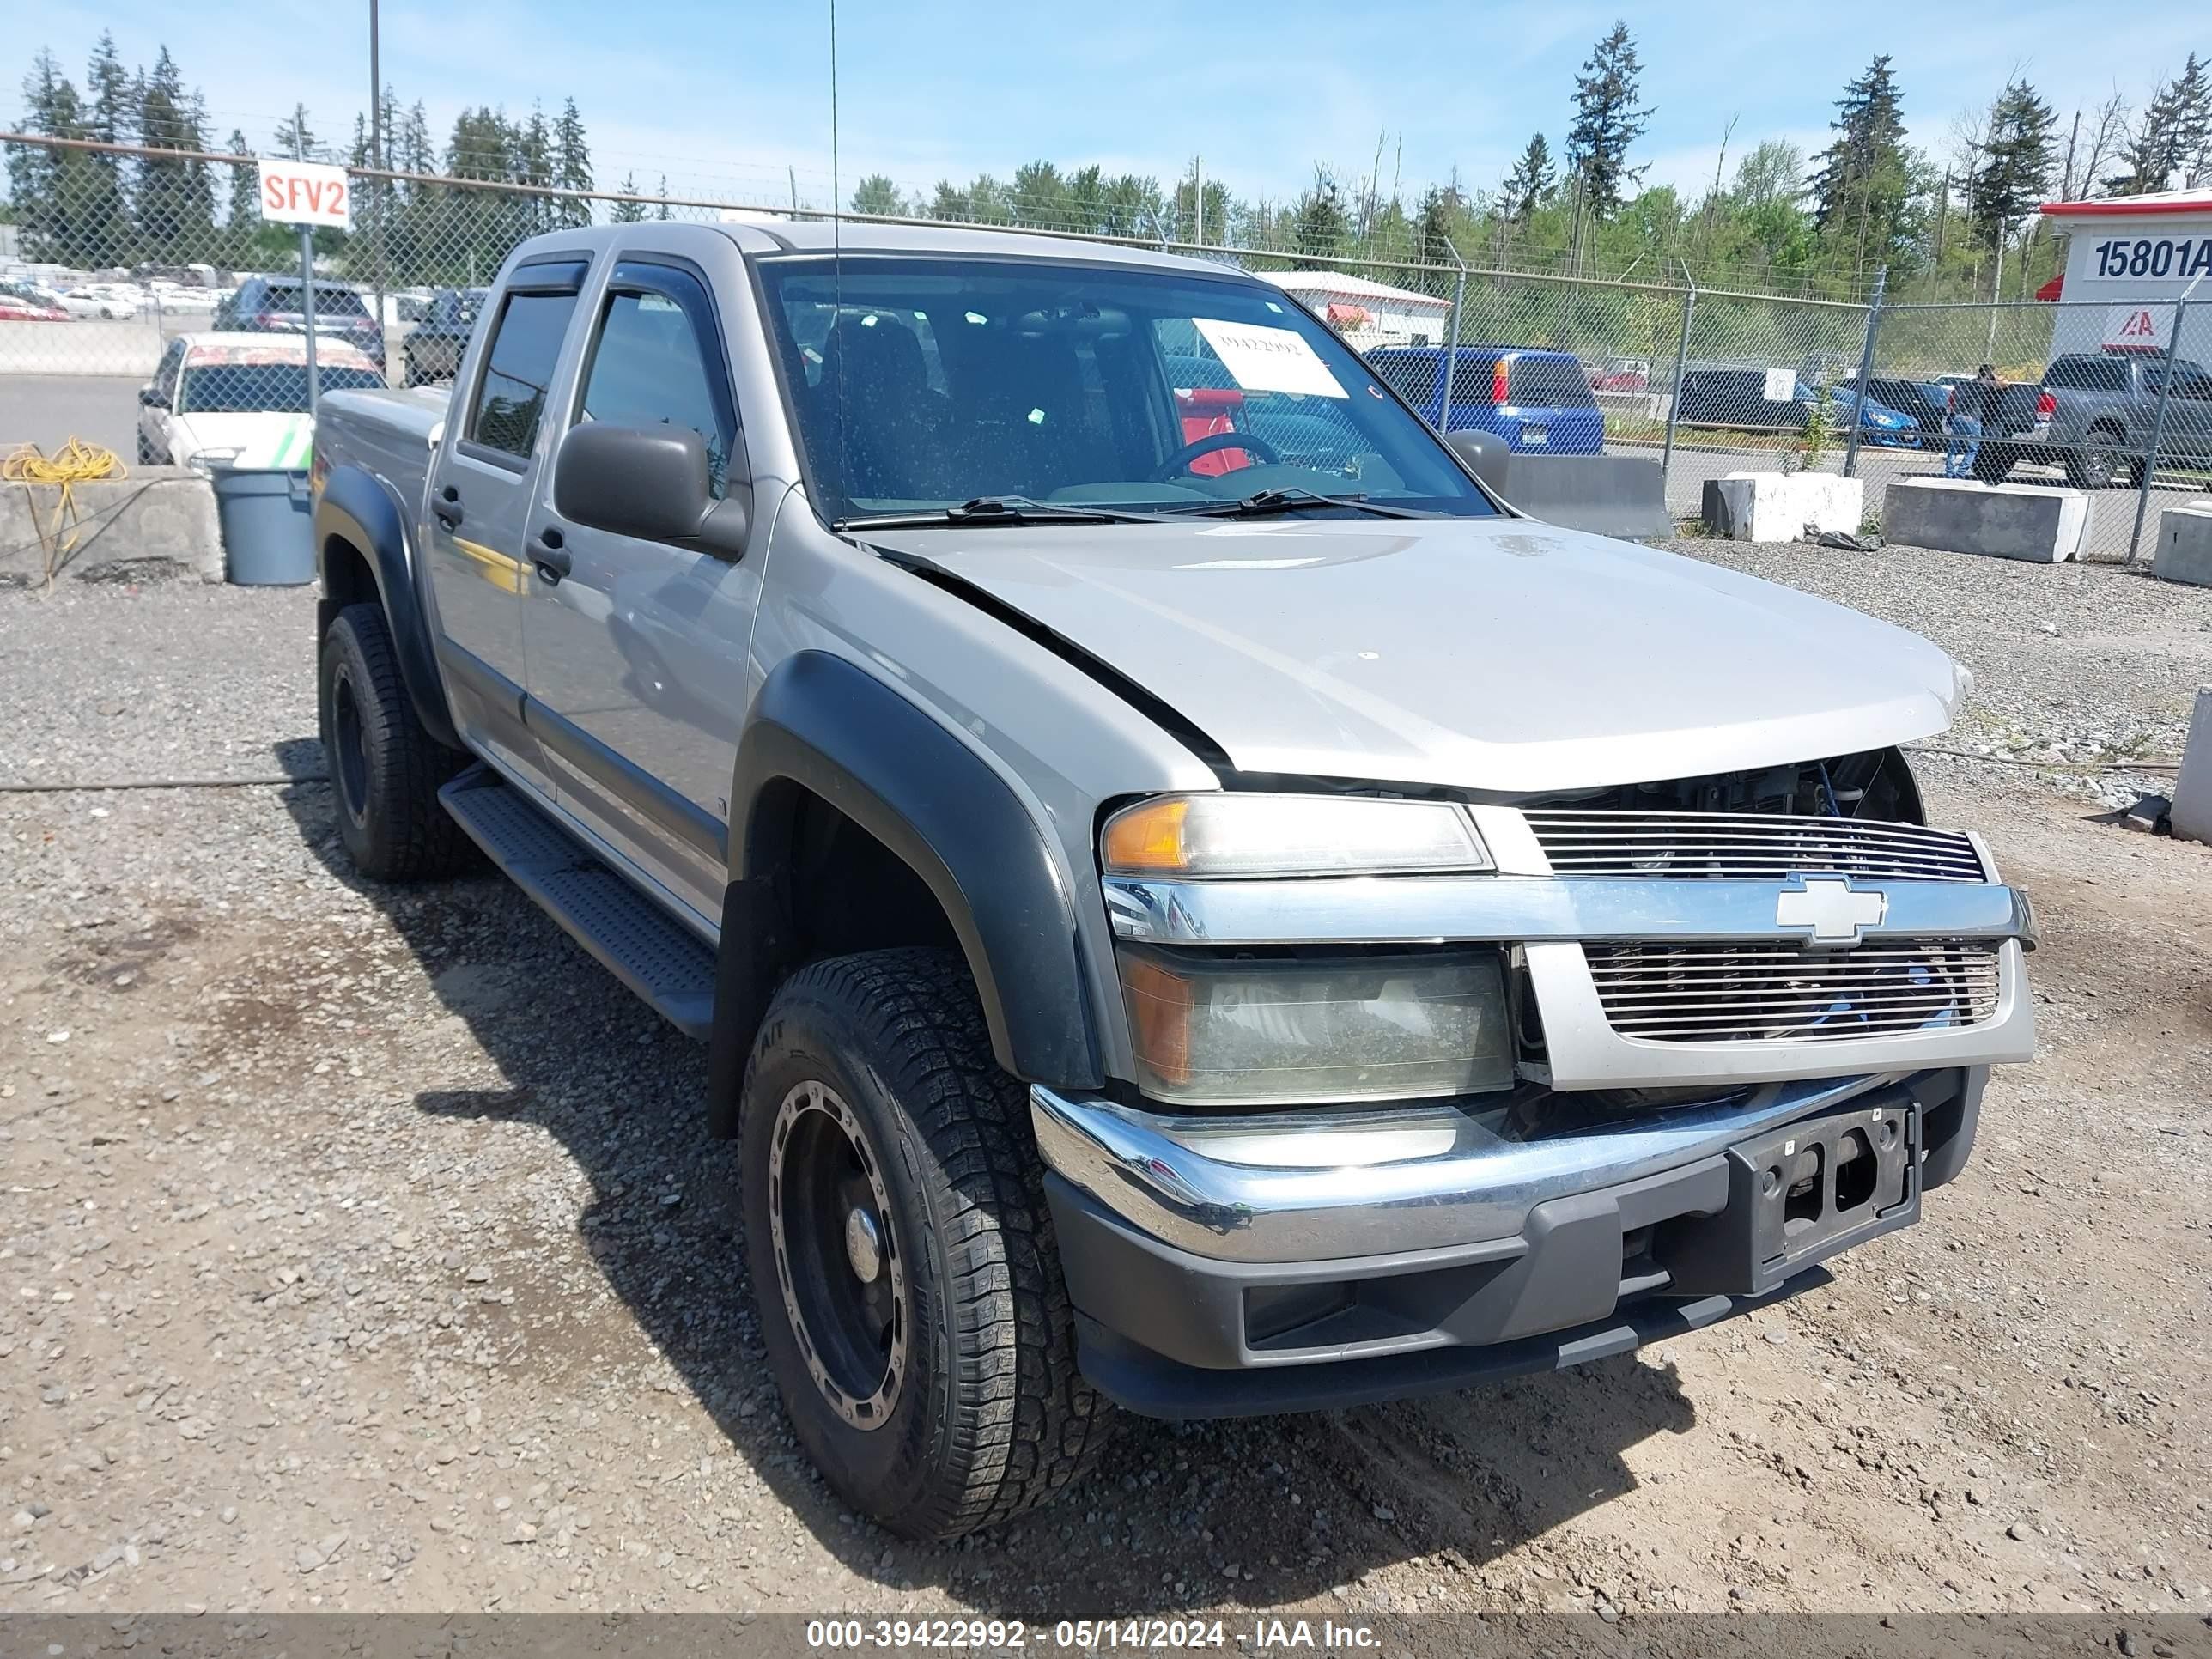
1033, 1070, 1946, 1264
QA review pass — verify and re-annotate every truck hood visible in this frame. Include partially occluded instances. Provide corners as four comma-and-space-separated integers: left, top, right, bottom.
863, 515, 1962, 794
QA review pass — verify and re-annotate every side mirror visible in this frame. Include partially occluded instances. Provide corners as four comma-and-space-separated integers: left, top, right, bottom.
139, 385, 168, 409
1443, 428, 1510, 496
553, 422, 748, 557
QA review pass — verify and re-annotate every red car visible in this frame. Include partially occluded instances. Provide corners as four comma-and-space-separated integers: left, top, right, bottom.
0, 289, 70, 322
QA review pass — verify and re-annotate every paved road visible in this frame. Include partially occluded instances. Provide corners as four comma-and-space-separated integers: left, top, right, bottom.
1, 374, 145, 459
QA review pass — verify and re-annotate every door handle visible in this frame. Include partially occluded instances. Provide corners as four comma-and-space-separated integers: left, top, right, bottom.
433, 483, 463, 529
530, 529, 570, 585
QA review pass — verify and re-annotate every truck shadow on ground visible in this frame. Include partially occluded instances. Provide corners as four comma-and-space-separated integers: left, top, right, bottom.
276, 759, 1704, 1613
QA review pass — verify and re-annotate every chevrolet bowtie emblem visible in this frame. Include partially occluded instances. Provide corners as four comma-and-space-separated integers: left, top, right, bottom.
1776, 876, 1888, 946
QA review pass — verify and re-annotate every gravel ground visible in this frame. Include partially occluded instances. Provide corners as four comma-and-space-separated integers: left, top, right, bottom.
1667, 536, 2212, 810
3, 554, 2210, 1635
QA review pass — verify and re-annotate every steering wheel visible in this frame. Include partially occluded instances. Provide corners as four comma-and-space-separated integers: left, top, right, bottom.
1151, 430, 1283, 481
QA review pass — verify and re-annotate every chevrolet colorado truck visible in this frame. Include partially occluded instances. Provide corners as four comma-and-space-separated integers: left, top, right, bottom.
310, 221, 2038, 1540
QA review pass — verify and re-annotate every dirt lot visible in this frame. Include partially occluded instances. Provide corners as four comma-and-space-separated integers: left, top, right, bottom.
3, 547, 2210, 1632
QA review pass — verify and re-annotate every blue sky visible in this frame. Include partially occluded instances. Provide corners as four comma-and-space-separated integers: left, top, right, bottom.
4, 2, 2203, 211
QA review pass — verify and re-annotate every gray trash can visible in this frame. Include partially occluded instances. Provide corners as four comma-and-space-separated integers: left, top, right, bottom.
212, 466, 314, 586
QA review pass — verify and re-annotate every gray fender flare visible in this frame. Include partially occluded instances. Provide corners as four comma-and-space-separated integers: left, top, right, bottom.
704, 649, 1104, 1135
313, 465, 459, 750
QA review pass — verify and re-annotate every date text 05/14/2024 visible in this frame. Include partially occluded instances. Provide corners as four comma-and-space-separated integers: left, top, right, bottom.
804, 1618, 1382, 1650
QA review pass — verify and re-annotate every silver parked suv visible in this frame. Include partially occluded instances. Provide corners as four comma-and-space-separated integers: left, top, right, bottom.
310, 221, 2037, 1539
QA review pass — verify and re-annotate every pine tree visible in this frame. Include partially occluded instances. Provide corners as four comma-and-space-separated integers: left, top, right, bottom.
656, 175, 671, 222
1808, 55, 1914, 278
76, 33, 135, 268
553, 98, 592, 228
224, 127, 258, 234
1291, 167, 1350, 264
1565, 23, 1651, 224
610, 171, 647, 223
135, 48, 214, 263
2170, 53, 2211, 189
1969, 79, 2057, 248
273, 103, 318, 161
1500, 133, 1553, 223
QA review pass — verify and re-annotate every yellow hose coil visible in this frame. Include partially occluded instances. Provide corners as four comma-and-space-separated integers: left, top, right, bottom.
3, 438, 127, 583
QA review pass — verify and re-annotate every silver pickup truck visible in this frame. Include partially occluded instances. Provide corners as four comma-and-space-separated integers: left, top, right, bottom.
311, 220, 2037, 1540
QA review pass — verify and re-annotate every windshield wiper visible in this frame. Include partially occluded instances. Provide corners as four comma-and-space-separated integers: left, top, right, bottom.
837, 495, 1171, 530
1176, 488, 1424, 520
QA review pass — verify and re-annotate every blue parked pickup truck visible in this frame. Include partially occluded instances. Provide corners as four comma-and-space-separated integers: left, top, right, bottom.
1367, 344, 1607, 454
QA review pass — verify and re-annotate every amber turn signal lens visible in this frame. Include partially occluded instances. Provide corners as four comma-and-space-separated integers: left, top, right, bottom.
1100, 797, 1193, 874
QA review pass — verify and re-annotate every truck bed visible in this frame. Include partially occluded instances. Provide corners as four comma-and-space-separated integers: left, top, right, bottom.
318, 385, 449, 505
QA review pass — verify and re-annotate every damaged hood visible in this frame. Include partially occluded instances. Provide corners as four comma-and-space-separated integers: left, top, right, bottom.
864, 515, 1963, 794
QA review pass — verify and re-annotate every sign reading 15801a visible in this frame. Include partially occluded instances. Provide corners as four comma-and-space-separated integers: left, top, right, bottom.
2091, 236, 2212, 280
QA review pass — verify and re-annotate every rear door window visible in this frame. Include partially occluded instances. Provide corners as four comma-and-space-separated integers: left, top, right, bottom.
1507, 356, 1595, 407
1370, 353, 1443, 405
467, 290, 581, 459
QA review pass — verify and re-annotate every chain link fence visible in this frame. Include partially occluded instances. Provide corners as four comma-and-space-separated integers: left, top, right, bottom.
5, 129, 2206, 559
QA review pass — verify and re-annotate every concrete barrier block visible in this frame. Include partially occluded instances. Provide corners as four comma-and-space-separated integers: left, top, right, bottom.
2176, 688, 2212, 846
2154, 504, 2212, 586
1498, 453, 1671, 541
1701, 471, 1863, 542
1, 469, 222, 586
1881, 477, 2086, 563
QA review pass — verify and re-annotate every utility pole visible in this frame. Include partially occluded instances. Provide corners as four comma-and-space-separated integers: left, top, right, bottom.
368, 0, 385, 376
1194, 155, 1203, 246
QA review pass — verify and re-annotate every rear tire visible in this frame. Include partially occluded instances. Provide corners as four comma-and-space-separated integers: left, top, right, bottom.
317, 603, 474, 881
739, 947, 1109, 1540
2063, 428, 2124, 490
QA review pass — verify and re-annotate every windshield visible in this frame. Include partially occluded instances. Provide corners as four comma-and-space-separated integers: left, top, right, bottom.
179, 363, 385, 413
757, 255, 1496, 522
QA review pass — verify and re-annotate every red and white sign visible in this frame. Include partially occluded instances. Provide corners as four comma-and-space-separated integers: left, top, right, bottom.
2104, 302, 2173, 352
256, 158, 352, 231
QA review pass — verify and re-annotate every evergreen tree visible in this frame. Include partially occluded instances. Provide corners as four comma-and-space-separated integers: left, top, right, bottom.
1808, 55, 1914, 277
927, 179, 968, 222
2170, 53, 2211, 188
224, 126, 258, 238
656, 175, 671, 222
273, 103, 319, 161
554, 98, 592, 228
135, 48, 213, 262
1413, 184, 1460, 266
1291, 167, 1350, 264
1565, 23, 1651, 223
75, 33, 134, 267
1969, 79, 2057, 248
610, 171, 647, 223
2113, 76, 2185, 194
1501, 133, 1554, 222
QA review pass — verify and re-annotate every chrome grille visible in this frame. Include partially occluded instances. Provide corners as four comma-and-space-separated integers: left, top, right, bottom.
1524, 810, 1986, 882
1586, 939, 2002, 1043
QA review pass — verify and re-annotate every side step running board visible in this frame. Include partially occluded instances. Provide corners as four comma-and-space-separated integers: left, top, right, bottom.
439, 763, 716, 1040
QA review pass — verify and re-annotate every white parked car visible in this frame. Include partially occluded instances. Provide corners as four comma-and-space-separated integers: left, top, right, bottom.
62, 284, 139, 319
137, 331, 385, 469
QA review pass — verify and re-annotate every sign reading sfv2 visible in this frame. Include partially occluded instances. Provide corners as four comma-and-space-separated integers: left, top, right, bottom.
256, 159, 352, 231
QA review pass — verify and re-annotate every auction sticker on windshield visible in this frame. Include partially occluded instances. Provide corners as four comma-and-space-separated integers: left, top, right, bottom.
1192, 319, 1348, 398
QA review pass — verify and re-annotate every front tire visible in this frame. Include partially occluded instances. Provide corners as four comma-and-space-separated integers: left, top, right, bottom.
739, 948, 1108, 1540
317, 603, 473, 880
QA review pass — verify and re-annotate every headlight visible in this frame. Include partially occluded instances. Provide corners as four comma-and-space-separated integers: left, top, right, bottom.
1101, 793, 1489, 879
1117, 945, 1513, 1107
